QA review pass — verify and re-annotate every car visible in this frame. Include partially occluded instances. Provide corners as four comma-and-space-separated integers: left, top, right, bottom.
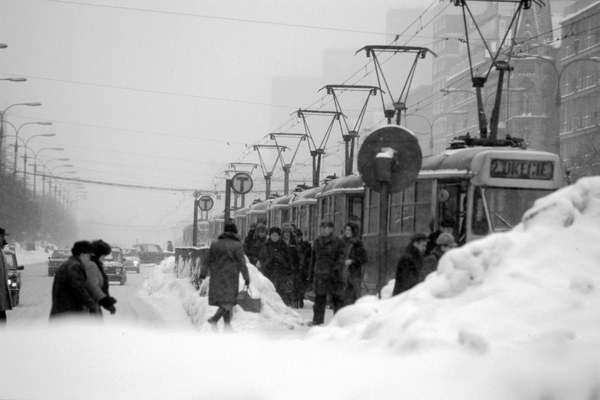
48, 249, 71, 276
122, 247, 141, 273
104, 247, 127, 285
131, 243, 168, 264
3, 249, 24, 306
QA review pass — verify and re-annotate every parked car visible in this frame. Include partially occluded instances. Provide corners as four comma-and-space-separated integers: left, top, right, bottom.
3, 249, 24, 306
48, 249, 71, 276
104, 247, 127, 285
131, 243, 168, 264
122, 247, 141, 273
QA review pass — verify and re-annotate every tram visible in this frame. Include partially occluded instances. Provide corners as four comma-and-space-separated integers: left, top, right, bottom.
198, 144, 566, 294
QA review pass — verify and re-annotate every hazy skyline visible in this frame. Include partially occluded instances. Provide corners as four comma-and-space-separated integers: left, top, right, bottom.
0, 0, 433, 245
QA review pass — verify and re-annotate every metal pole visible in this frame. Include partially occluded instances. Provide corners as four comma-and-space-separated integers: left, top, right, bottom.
192, 199, 198, 246
283, 165, 290, 195
224, 179, 232, 225
378, 182, 389, 297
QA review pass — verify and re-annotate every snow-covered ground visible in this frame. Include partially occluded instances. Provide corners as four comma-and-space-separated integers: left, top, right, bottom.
2, 177, 600, 399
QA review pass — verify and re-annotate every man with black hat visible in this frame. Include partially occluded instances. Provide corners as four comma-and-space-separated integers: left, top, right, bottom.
0, 227, 12, 325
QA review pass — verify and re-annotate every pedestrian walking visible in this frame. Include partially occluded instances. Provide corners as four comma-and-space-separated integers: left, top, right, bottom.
294, 228, 312, 309
84, 240, 117, 316
166, 240, 174, 252
426, 218, 457, 256
308, 220, 346, 325
342, 222, 368, 306
0, 227, 13, 326
421, 232, 457, 281
200, 223, 250, 332
257, 227, 294, 305
392, 233, 429, 296
50, 241, 99, 318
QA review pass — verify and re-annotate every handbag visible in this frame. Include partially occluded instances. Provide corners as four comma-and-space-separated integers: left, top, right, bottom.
237, 287, 262, 313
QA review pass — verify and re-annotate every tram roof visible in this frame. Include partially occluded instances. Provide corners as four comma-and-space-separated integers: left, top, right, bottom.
421, 147, 533, 172
290, 186, 322, 205
267, 193, 296, 209
318, 174, 364, 197
248, 200, 270, 213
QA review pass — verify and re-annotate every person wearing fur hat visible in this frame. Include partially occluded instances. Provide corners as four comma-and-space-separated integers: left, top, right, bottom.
0, 227, 12, 325
85, 240, 118, 316
50, 241, 100, 318
201, 223, 250, 332
421, 232, 457, 281
257, 226, 294, 305
392, 233, 429, 296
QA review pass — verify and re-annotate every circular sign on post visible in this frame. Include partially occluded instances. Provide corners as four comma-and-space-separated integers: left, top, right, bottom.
197, 195, 214, 211
231, 172, 253, 195
357, 125, 423, 193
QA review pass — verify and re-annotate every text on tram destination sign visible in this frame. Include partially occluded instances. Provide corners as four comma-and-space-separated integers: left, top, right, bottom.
490, 159, 554, 180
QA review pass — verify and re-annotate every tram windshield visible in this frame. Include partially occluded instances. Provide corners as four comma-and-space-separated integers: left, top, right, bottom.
482, 187, 553, 232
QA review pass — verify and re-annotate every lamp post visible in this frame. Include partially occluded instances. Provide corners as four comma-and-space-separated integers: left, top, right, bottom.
40, 160, 72, 197
0, 102, 42, 173
406, 110, 468, 154
31, 147, 64, 197
21, 134, 57, 186
2, 120, 53, 177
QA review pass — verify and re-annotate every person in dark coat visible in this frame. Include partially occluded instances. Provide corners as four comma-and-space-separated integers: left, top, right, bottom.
421, 232, 456, 281
308, 220, 346, 325
257, 227, 293, 305
392, 233, 429, 296
342, 222, 368, 306
50, 241, 100, 318
201, 223, 250, 331
0, 228, 13, 325
166, 240, 174, 252
244, 223, 267, 266
280, 223, 299, 307
86, 240, 117, 315
294, 228, 312, 309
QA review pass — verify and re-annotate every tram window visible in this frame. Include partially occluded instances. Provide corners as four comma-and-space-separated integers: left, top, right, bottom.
348, 196, 363, 229
389, 192, 402, 233
472, 188, 489, 235
367, 189, 379, 234
401, 184, 416, 233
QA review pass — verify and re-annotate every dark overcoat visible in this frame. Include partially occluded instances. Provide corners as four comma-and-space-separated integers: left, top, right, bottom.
203, 232, 250, 307
421, 247, 443, 281
257, 239, 292, 281
343, 237, 368, 280
309, 234, 345, 296
50, 256, 98, 317
392, 245, 424, 296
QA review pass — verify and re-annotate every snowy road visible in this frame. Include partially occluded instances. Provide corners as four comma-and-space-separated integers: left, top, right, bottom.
8, 261, 176, 329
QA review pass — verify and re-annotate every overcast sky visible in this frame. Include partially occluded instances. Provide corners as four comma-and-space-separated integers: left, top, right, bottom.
0, 0, 432, 246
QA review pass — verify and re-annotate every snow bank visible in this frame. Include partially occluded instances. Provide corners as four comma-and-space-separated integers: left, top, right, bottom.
144, 256, 305, 332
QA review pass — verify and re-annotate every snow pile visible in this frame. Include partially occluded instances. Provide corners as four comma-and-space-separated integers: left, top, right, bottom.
144, 256, 305, 332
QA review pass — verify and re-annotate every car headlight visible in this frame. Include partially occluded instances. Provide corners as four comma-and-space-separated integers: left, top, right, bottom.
133, 260, 139, 266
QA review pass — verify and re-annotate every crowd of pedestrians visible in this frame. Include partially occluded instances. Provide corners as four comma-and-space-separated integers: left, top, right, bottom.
49, 239, 117, 320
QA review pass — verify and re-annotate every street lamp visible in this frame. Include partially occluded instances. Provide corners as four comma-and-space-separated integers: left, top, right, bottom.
39, 160, 72, 197
20, 134, 57, 185
2, 120, 53, 177
0, 102, 42, 173
30, 147, 64, 197
512, 53, 600, 105
406, 110, 468, 154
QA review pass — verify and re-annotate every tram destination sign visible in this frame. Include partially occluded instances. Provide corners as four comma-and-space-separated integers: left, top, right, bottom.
490, 158, 554, 181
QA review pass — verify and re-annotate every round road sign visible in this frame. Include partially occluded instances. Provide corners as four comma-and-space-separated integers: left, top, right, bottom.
357, 125, 422, 193
231, 172, 253, 195
197, 195, 214, 211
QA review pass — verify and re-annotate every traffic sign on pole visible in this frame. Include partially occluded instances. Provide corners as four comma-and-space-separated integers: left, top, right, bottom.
231, 172, 253, 195
197, 196, 214, 211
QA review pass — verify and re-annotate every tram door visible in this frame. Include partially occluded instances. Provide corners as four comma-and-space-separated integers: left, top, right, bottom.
436, 181, 466, 244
